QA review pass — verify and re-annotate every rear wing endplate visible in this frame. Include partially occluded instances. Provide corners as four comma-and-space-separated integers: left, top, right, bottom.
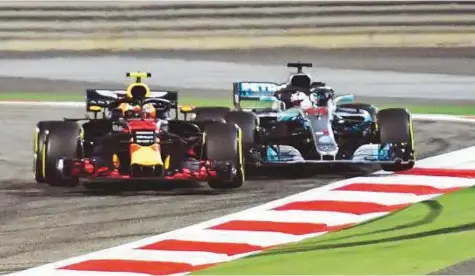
232, 81, 282, 109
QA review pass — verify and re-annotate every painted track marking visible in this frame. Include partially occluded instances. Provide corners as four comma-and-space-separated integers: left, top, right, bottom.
6, 145, 475, 276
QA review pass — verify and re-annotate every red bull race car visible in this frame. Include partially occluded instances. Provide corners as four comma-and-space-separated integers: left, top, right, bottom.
33, 72, 245, 190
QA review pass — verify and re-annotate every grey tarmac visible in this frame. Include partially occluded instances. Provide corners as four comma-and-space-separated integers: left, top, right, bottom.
432, 258, 475, 275
2, 47, 475, 102
1, 47, 475, 275
2, 47, 475, 76
2, 55, 475, 101
0, 106, 474, 274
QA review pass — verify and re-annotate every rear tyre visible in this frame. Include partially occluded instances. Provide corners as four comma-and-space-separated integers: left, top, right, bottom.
204, 123, 244, 189
42, 121, 82, 187
225, 111, 257, 158
193, 107, 231, 122
34, 121, 67, 183
377, 108, 415, 171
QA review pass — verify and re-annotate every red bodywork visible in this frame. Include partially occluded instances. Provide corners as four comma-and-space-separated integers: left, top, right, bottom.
71, 159, 219, 181
127, 119, 157, 131
69, 118, 220, 181
305, 106, 328, 116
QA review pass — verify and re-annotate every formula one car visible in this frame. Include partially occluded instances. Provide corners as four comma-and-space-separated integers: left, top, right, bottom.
33, 72, 245, 190
182, 63, 415, 172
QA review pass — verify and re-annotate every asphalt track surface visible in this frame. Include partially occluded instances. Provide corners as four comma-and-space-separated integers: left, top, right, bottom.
2, 55, 475, 101
2, 47, 475, 103
1, 47, 475, 275
0, 108, 474, 274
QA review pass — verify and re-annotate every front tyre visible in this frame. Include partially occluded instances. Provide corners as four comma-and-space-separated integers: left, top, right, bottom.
192, 107, 231, 122
42, 121, 82, 187
377, 108, 415, 171
34, 121, 67, 183
204, 122, 244, 190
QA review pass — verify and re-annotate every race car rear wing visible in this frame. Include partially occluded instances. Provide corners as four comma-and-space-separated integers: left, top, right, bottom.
86, 89, 179, 118
287, 62, 312, 73
232, 81, 282, 109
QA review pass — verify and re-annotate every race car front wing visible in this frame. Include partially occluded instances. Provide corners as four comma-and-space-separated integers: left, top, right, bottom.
248, 143, 415, 166
55, 157, 237, 182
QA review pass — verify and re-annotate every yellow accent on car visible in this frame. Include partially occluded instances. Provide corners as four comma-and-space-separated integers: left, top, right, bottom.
409, 113, 416, 161
41, 142, 46, 179
112, 154, 120, 169
164, 155, 170, 169
237, 127, 244, 179
88, 105, 101, 112
33, 128, 39, 175
130, 144, 163, 166
126, 83, 151, 99
179, 105, 195, 113
125, 71, 152, 99
126, 72, 151, 81
33, 127, 39, 153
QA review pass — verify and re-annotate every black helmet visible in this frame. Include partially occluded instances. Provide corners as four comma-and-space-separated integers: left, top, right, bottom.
311, 86, 335, 106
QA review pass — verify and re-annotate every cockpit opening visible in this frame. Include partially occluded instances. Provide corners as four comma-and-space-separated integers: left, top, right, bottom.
290, 74, 311, 89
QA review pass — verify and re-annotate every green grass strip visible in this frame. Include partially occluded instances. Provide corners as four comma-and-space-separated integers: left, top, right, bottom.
1, 92, 474, 115
194, 187, 475, 275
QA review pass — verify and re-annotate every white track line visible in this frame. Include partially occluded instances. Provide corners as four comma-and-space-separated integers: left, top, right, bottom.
86, 249, 231, 266
6, 145, 475, 276
164, 228, 307, 247
345, 174, 475, 188
289, 189, 438, 204
234, 210, 387, 225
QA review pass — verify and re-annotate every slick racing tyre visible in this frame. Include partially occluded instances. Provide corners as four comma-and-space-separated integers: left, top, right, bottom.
193, 107, 231, 122
225, 110, 257, 152
204, 122, 244, 190
377, 108, 415, 172
41, 121, 82, 187
34, 120, 68, 183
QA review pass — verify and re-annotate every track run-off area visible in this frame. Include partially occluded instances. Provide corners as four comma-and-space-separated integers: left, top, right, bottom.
1, 48, 475, 274
1, 102, 475, 275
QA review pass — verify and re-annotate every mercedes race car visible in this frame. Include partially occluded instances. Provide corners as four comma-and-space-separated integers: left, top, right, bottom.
183, 63, 416, 172
33, 72, 245, 190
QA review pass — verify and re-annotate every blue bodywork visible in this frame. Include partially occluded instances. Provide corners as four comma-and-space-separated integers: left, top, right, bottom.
277, 107, 305, 122
236, 82, 280, 100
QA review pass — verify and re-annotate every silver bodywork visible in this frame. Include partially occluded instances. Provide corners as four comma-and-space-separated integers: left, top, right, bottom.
248, 96, 411, 166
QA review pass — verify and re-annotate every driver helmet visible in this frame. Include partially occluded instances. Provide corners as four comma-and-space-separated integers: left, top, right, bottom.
310, 86, 335, 106
119, 102, 142, 118
290, 91, 308, 107
141, 103, 156, 120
